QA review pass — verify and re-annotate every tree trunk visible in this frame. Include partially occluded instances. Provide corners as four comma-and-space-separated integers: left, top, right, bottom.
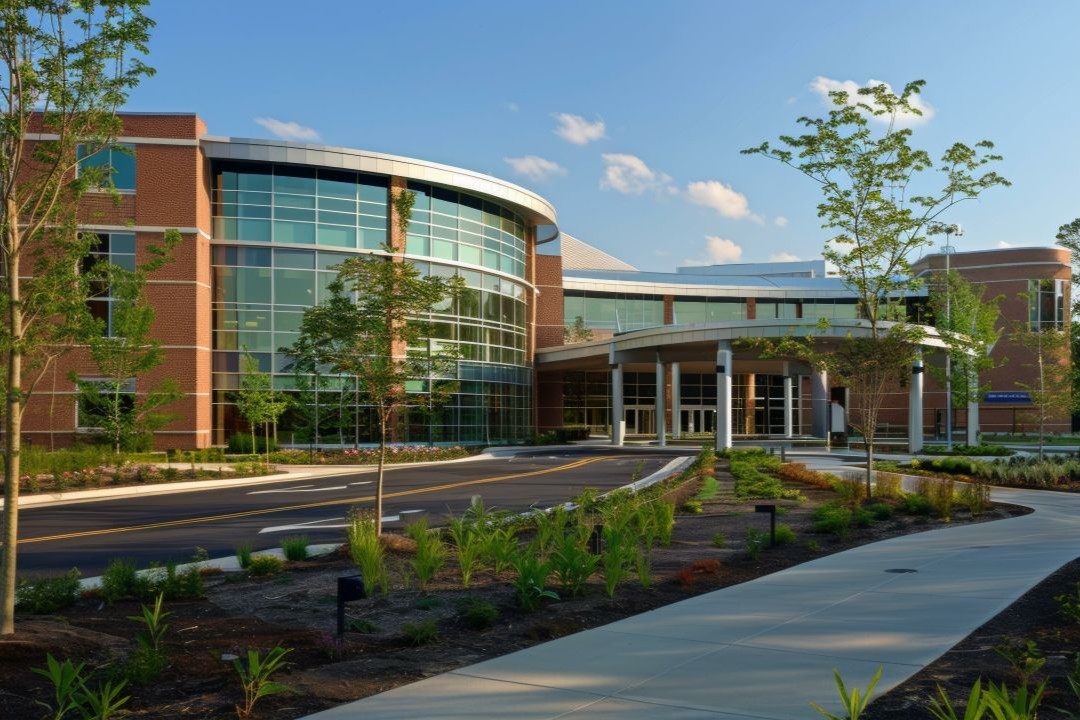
865, 441, 874, 499
251, 425, 256, 458
1, 219, 22, 636
375, 410, 386, 536
264, 422, 270, 466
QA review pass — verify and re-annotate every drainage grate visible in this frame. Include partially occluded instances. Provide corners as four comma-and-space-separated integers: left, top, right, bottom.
884, 568, 918, 574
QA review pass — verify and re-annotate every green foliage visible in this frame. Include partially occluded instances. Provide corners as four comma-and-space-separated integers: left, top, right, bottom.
79, 678, 131, 720
928, 679, 988, 720
1054, 582, 1080, 624
651, 501, 676, 547
458, 597, 499, 630
810, 666, 883, 720
447, 516, 484, 589
833, 475, 868, 506
234, 353, 289, 465
563, 315, 594, 343
548, 532, 598, 597
348, 618, 378, 634
126, 593, 170, 684
247, 555, 285, 577
347, 514, 389, 596
414, 595, 441, 611
600, 522, 638, 598
233, 646, 292, 718
995, 638, 1046, 686
922, 444, 1013, 457
746, 528, 767, 560
927, 478, 957, 520
899, 493, 933, 516
1010, 316, 1071, 461
16, 568, 81, 614
32, 654, 88, 720
712, 532, 726, 548
730, 450, 805, 501
695, 475, 720, 501
100, 559, 149, 604
510, 550, 556, 611
227, 431, 279, 454
235, 543, 254, 570
280, 535, 309, 562
402, 619, 440, 646
482, 526, 519, 575
811, 502, 853, 539
873, 472, 904, 500
982, 679, 1047, 719
681, 499, 703, 514
959, 480, 991, 516
774, 522, 797, 545
406, 518, 448, 590
866, 503, 894, 521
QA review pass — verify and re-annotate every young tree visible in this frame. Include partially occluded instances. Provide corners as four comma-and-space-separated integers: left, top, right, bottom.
564, 316, 594, 343
0, 1, 155, 636
77, 232, 181, 453
1010, 320, 1070, 460
287, 249, 462, 535
925, 270, 1004, 437
743, 79, 1009, 492
235, 353, 289, 464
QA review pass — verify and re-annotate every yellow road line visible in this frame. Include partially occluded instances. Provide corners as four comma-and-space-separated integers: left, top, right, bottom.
19, 455, 617, 545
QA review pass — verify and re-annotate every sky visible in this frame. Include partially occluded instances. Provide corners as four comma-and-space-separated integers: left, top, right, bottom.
125, 1, 1080, 272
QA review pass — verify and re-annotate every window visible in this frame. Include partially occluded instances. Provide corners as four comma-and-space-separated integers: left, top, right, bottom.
1029, 279, 1065, 331
82, 232, 137, 336
77, 143, 136, 191
77, 378, 135, 431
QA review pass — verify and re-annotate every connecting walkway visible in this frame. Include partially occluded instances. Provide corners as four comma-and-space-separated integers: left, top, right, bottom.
304, 483, 1080, 719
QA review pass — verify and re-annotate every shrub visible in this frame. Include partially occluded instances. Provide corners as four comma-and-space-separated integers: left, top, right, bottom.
233, 646, 291, 719
153, 562, 204, 600
832, 474, 867, 506
927, 478, 956, 520
348, 619, 379, 634
227, 433, 279, 454
806, 539, 820, 552
866, 503, 894, 521
407, 518, 448, 590
852, 506, 874, 528
1055, 582, 1080, 624
730, 454, 805, 501
898, 493, 933, 516
16, 569, 81, 613
100, 559, 150, 604
347, 514, 389, 596
235, 542, 254, 570
600, 522, 638, 598
712, 532, 726, 548
458, 598, 499, 630
746, 528, 767, 560
811, 502, 852, 539
695, 475, 720, 501
681, 499, 703, 514
280, 535, 309, 562
777, 462, 835, 490
402, 619, 440, 646
447, 516, 484, 589
774, 522, 796, 545
651, 501, 676, 547
958, 480, 991, 516
126, 593, 170, 685
873, 472, 903, 500
247, 554, 285, 577
482, 526, 519, 574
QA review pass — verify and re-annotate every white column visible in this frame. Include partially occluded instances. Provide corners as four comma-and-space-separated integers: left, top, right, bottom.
967, 367, 979, 447
810, 370, 829, 438
784, 375, 794, 439
671, 362, 682, 440
611, 362, 624, 447
909, 353, 924, 453
655, 354, 666, 447
716, 341, 732, 451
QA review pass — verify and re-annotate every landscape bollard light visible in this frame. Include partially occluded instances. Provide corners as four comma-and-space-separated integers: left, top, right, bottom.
337, 573, 366, 637
780, 445, 786, 462
755, 504, 777, 545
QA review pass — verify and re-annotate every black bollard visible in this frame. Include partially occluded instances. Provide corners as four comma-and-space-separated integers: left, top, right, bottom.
337, 573, 366, 636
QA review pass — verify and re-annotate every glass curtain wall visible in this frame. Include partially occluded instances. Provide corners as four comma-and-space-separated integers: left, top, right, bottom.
563, 291, 664, 332
211, 161, 533, 445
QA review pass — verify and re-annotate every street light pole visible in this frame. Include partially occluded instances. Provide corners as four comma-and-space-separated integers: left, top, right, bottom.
942, 224, 962, 451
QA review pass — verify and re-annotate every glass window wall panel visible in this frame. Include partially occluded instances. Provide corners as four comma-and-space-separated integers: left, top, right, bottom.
275, 249, 315, 269
317, 224, 357, 248
274, 269, 316, 306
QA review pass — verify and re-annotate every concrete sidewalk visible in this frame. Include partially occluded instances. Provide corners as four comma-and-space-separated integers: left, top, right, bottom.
303, 485, 1080, 719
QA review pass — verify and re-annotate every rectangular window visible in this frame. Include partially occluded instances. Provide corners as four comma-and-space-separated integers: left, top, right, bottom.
77, 143, 136, 191
1029, 279, 1066, 331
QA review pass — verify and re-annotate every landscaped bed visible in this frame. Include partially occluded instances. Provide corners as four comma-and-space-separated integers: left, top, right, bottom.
1, 448, 1028, 719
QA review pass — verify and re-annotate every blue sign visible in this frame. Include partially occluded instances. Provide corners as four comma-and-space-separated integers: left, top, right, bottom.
984, 391, 1033, 404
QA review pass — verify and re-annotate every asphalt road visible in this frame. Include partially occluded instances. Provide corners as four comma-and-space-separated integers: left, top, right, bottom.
15, 447, 693, 577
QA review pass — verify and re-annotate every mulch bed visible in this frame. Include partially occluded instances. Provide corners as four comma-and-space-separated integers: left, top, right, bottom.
0, 469, 1031, 719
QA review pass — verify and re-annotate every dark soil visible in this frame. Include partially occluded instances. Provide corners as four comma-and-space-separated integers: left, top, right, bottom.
863, 557, 1080, 719
0, 468, 1031, 720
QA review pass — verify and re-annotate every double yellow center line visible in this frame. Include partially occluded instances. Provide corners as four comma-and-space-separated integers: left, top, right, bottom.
20, 454, 617, 545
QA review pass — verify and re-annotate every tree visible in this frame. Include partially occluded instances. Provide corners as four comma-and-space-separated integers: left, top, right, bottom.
1054, 218, 1080, 424
0, 1, 155, 636
925, 270, 1004, 437
1010, 317, 1070, 460
235, 353, 289, 465
743, 79, 1008, 493
77, 231, 181, 453
287, 248, 462, 535
564, 316, 594, 343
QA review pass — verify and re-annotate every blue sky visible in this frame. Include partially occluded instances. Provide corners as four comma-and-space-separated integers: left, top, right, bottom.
127, 1, 1080, 271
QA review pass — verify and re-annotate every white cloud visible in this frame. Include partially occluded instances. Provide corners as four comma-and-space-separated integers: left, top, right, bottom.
769, 252, 800, 262
254, 117, 321, 141
504, 155, 566, 182
684, 236, 744, 266
507, 102, 520, 112
600, 153, 675, 195
810, 76, 934, 124
686, 180, 758, 221
997, 240, 1014, 248
552, 113, 606, 145
774, 216, 789, 228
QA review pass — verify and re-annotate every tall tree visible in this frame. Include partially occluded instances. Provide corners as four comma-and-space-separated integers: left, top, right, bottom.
743, 79, 1008, 492
287, 249, 462, 535
1010, 318, 1070, 460
925, 270, 1004, 431
0, 0, 155, 636
77, 231, 181, 453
